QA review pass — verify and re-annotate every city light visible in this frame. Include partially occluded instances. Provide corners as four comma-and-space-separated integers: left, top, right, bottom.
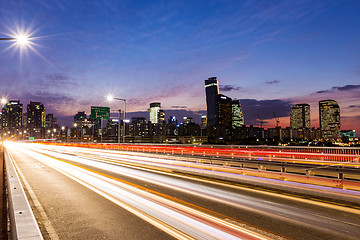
15, 34, 29, 46
1, 98, 7, 105
106, 95, 114, 102
0, 25, 44, 64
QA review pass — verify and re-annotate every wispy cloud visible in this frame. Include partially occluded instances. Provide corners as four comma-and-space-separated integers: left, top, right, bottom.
219, 85, 243, 92
171, 106, 187, 109
266, 80, 280, 85
348, 105, 360, 109
316, 84, 360, 94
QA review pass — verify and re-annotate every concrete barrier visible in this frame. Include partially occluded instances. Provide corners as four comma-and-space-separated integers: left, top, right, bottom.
4, 149, 43, 240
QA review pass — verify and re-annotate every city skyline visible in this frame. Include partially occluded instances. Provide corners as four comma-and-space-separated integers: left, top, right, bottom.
0, 1, 359, 134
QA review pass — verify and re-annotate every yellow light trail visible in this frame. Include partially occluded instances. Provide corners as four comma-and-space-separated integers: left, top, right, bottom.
7, 143, 271, 240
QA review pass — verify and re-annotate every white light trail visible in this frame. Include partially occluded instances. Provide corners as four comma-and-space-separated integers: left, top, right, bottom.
7, 143, 269, 240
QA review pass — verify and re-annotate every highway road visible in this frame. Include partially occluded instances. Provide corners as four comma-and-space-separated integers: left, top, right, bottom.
5, 142, 360, 240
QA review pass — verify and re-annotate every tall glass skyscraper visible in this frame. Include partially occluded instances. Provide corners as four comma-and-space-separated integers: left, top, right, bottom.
27, 101, 46, 128
290, 104, 310, 129
149, 102, 161, 124
216, 94, 232, 128
205, 77, 219, 127
1, 100, 23, 130
319, 100, 340, 140
231, 100, 244, 128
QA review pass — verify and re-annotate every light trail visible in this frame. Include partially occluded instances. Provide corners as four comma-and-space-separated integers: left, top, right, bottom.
42, 142, 360, 164
13, 143, 360, 238
31, 143, 360, 192
6, 142, 270, 240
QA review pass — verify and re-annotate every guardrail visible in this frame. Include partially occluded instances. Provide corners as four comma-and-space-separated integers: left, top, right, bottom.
72, 149, 360, 204
21, 142, 360, 205
4, 149, 43, 240
41, 142, 360, 163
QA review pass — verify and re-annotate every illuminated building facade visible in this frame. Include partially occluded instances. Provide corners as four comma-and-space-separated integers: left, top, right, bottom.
290, 104, 310, 129
27, 101, 46, 128
205, 77, 219, 127
150, 102, 161, 124
201, 116, 207, 128
319, 100, 340, 140
1, 100, 23, 130
183, 117, 194, 125
231, 100, 244, 128
158, 109, 165, 124
216, 94, 232, 128
74, 111, 86, 124
168, 116, 178, 125
46, 113, 58, 129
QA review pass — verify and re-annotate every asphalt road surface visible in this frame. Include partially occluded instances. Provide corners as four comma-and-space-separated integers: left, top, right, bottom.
5, 142, 360, 240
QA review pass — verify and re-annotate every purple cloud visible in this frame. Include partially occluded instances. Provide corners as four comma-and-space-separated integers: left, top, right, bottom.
348, 105, 360, 109
316, 84, 360, 94
266, 80, 280, 85
219, 85, 243, 92
171, 106, 187, 109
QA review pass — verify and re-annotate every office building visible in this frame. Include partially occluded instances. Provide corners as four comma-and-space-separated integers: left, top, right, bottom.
150, 102, 161, 124
168, 116, 178, 125
46, 113, 58, 129
1, 100, 23, 130
201, 116, 207, 128
319, 100, 340, 140
216, 94, 232, 128
74, 111, 87, 124
290, 104, 310, 129
231, 100, 244, 128
158, 109, 165, 124
27, 101, 46, 128
205, 77, 219, 127
183, 117, 194, 125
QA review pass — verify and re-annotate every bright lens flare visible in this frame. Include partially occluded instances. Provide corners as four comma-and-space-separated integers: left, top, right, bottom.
15, 34, 29, 45
106, 95, 114, 102
1, 98, 8, 105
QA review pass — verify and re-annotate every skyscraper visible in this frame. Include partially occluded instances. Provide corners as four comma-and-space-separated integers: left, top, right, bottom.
168, 116, 178, 125
200, 116, 207, 128
1, 100, 23, 130
205, 77, 219, 127
27, 101, 46, 128
150, 102, 161, 124
74, 111, 87, 124
216, 94, 232, 128
158, 109, 165, 124
290, 104, 310, 129
46, 113, 58, 129
319, 100, 340, 140
231, 100, 244, 128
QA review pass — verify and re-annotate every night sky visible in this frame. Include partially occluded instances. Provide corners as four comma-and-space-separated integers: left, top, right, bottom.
0, 0, 359, 133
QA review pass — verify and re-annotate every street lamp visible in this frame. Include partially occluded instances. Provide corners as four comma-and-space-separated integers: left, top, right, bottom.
106, 95, 126, 143
0, 34, 30, 48
1, 98, 7, 105
0, 32, 29, 43
0, 37, 16, 41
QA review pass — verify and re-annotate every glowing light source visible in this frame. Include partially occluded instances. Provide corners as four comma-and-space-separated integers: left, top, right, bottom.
106, 95, 114, 102
1, 98, 7, 105
15, 34, 29, 46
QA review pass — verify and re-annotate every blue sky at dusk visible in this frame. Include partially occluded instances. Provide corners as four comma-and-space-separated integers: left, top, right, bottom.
0, 0, 359, 132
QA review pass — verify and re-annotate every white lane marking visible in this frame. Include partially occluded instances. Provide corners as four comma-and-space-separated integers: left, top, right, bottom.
11, 152, 60, 240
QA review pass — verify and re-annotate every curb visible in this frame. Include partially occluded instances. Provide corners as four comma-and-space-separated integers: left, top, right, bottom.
4, 149, 43, 240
